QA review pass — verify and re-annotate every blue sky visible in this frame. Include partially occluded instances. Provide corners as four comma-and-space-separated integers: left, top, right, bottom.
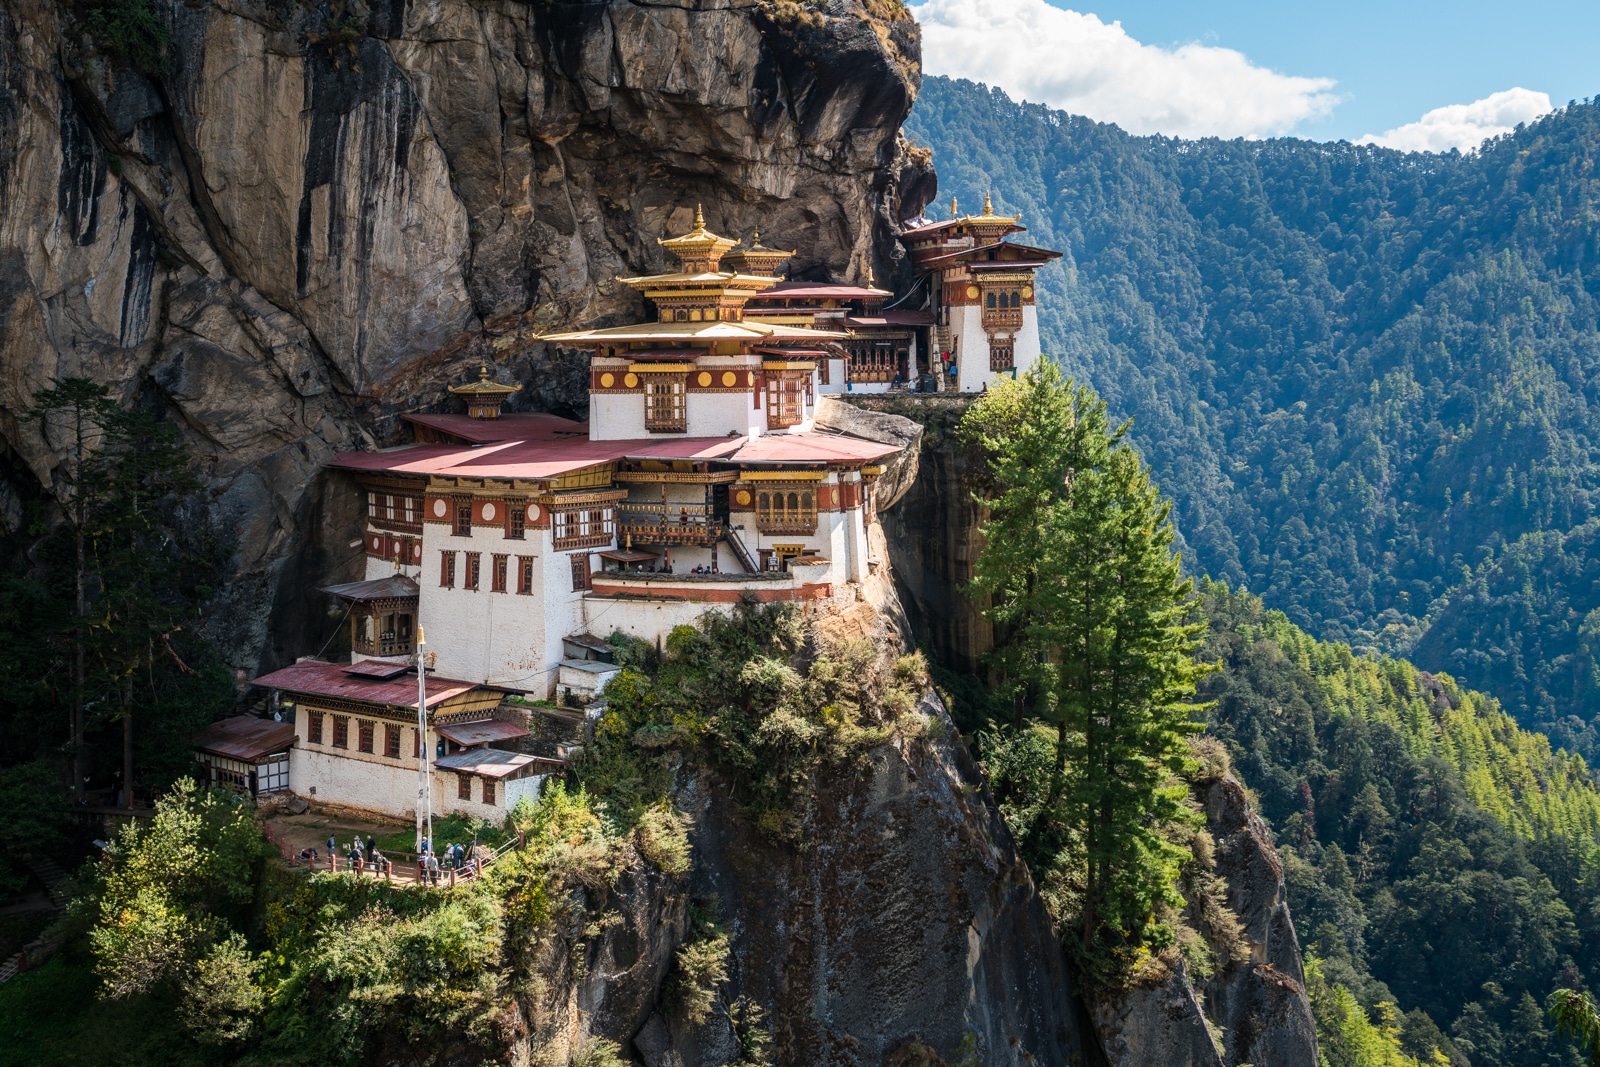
913, 0, 1600, 149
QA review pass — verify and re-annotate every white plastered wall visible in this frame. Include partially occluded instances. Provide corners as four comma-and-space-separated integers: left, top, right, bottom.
420, 522, 553, 686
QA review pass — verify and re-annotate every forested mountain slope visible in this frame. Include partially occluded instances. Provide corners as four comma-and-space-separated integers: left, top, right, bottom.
906, 78, 1600, 760
1195, 584, 1600, 1067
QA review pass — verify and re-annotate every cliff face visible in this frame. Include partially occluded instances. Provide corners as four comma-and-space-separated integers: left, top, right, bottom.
501, 688, 1100, 1067
0, 0, 935, 673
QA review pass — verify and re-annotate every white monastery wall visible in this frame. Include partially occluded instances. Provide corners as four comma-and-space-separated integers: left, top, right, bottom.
686, 392, 755, 437
1016, 307, 1042, 377
293, 746, 422, 816
589, 393, 650, 440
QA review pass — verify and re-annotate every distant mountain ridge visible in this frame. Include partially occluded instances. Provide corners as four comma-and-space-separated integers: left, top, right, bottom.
906, 76, 1600, 761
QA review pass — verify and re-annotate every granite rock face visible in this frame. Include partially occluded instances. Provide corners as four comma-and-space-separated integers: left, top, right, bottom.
0, 0, 935, 673
646, 690, 1100, 1067
1202, 775, 1319, 1067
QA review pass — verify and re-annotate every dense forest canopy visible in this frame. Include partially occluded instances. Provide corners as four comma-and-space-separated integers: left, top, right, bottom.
906, 78, 1600, 761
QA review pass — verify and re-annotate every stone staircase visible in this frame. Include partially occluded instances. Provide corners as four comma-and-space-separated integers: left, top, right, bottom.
0, 855, 73, 984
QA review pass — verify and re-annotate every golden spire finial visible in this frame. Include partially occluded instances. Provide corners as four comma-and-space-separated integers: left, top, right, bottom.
478, 361, 491, 381
694, 204, 705, 231
752, 226, 761, 245
984, 191, 993, 215
866, 263, 876, 288
950, 196, 958, 218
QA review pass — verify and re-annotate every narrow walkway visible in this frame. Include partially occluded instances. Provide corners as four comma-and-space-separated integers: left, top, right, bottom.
0, 855, 73, 985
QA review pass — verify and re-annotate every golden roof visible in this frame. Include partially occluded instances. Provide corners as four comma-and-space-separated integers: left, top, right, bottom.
657, 205, 739, 265
614, 271, 781, 294
722, 227, 797, 277
447, 362, 523, 398
540, 320, 847, 344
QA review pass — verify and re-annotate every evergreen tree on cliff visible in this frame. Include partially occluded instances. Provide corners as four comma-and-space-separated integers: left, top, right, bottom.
964, 363, 1208, 962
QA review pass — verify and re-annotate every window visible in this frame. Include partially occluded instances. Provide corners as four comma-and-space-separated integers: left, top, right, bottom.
505, 503, 525, 540
332, 715, 349, 749
766, 375, 804, 428
986, 291, 997, 309
643, 374, 687, 432
754, 486, 818, 533
453, 498, 472, 537
491, 554, 508, 593
308, 712, 323, 745
440, 551, 456, 588
465, 552, 481, 591
571, 553, 592, 592
517, 556, 534, 594
552, 507, 613, 550
482, 778, 496, 805
989, 342, 1015, 372
385, 724, 401, 759
458, 773, 472, 800
358, 720, 374, 754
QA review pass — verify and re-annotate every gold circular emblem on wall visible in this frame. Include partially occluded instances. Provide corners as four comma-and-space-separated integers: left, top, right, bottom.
736, 489, 752, 506
722, 371, 737, 387
624, 373, 638, 388
432, 499, 447, 518
481, 502, 495, 522
965, 285, 979, 300
600, 372, 614, 388
698, 371, 712, 387
1022, 286, 1034, 299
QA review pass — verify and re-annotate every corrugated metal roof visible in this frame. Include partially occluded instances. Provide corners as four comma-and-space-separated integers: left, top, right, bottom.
729, 434, 901, 465
250, 659, 491, 709
434, 748, 564, 779
403, 412, 588, 444
343, 660, 413, 679
191, 716, 297, 762
320, 575, 420, 601
332, 436, 743, 480
434, 719, 531, 747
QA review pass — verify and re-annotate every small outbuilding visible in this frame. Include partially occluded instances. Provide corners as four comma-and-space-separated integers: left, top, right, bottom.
191, 716, 297, 799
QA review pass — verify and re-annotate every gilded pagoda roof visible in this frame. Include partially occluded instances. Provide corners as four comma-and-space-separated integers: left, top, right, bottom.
540, 320, 847, 344
657, 205, 739, 262
447, 362, 522, 398
614, 271, 781, 294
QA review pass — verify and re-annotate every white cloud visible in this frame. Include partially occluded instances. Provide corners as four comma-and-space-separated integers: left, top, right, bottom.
1356, 88, 1553, 153
913, 0, 1339, 139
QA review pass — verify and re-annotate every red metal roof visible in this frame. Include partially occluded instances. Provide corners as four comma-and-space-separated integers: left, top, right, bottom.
922, 241, 1062, 268
730, 433, 900, 465
191, 716, 297, 762
435, 718, 531, 747
333, 428, 899, 480
746, 282, 889, 301
404, 412, 588, 444
320, 575, 420, 602
332, 436, 744, 480
878, 310, 935, 326
434, 748, 564, 779
250, 659, 492, 709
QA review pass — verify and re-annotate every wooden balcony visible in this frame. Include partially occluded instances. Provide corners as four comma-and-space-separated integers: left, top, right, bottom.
619, 503, 724, 546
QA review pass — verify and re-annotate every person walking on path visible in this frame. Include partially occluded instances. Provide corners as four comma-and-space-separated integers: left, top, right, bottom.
365, 836, 375, 862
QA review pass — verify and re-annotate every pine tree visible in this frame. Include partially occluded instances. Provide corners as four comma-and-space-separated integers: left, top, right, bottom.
964, 363, 1209, 961
25, 378, 214, 804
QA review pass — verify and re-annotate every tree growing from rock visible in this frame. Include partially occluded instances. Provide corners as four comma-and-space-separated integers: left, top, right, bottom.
964, 363, 1209, 965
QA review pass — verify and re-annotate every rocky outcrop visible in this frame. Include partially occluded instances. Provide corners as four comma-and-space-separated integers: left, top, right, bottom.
1201, 775, 1318, 1067
845, 396, 990, 672
0, 0, 936, 674
1090, 968, 1223, 1067
645, 690, 1099, 1067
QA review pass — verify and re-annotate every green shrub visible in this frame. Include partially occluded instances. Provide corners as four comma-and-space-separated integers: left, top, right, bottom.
633, 802, 692, 876
671, 905, 730, 1026
83, 0, 170, 75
